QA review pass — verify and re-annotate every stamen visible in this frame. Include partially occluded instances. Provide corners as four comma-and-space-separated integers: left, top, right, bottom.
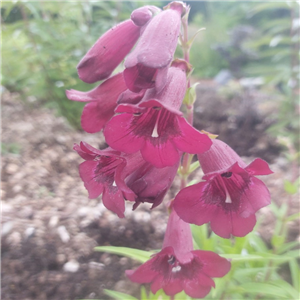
172, 265, 181, 273
225, 189, 232, 203
151, 109, 162, 138
219, 175, 232, 204
151, 121, 159, 137
112, 181, 117, 187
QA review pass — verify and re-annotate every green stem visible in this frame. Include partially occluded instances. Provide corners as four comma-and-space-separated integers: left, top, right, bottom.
179, 6, 195, 190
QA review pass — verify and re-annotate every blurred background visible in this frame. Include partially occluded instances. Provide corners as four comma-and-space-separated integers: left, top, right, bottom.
1, 1, 299, 300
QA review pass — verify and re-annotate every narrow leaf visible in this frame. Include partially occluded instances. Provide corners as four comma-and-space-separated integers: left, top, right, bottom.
104, 289, 139, 300
94, 246, 153, 263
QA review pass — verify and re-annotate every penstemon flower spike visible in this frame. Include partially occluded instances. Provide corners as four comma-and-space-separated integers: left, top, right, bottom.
68, 2, 273, 298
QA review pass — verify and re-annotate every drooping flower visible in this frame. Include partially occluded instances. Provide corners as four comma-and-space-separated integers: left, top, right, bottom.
66, 73, 128, 133
74, 142, 145, 218
174, 139, 273, 238
104, 62, 212, 168
124, 2, 187, 92
126, 160, 180, 210
75, 142, 178, 216
126, 209, 231, 298
77, 19, 140, 84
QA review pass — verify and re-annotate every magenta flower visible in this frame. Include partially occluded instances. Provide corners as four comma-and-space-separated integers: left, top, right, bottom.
104, 64, 212, 168
77, 19, 140, 84
174, 139, 273, 238
124, 3, 186, 92
126, 160, 180, 210
66, 73, 128, 133
74, 142, 145, 218
126, 209, 231, 298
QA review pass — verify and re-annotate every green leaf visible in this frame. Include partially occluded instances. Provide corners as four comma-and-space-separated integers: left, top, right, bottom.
187, 27, 206, 48
94, 246, 153, 263
183, 83, 199, 106
289, 258, 300, 292
221, 254, 267, 261
248, 233, 268, 252
286, 212, 300, 222
284, 180, 298, 195
285, 250, 300, 259
271, 234, 285, 248
104, 289, 138, 300
270, 279, 299, 299
277, 241, 300, 254
189, 160, 200, 173
237, 282, 290, 298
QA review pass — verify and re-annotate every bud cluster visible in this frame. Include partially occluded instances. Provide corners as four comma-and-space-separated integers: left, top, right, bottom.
67, 2, 272, 298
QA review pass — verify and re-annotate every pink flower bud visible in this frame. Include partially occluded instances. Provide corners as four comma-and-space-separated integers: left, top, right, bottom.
77, 20, 140, 84
124, 4, 184, 92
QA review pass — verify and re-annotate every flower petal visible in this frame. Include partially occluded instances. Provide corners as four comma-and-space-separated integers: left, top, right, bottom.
125, 9, 181, 69
151, 274, 164, 294
210, 209, 233, 239
231, 212, 257, 237
183, 278, 212, 299
79, 161, 104, 199
173, 117, 212, 154
173, 182, 217, 226
245, 158, 273, 176
104, 113, 145, 153
126, 258, 157, 283
141, 139, 180, 168
240, 177, 271, 216
123, 64, 157, 92
81, 101, 113, 133
163, 278, 183, 296
192, 251, 231, 278
102, 186, 125, 218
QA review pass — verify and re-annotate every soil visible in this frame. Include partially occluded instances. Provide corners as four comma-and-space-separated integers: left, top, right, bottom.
1, 84, 299, 300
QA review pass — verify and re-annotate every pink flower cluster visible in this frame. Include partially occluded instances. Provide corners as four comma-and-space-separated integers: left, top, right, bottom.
67, 1, 273, 298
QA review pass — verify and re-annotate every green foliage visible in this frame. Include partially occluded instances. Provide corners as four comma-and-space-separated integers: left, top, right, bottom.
96, 204, 299, 300
1, 1, 154, 129
94, 246, 153, 263
1, 142, 22, 155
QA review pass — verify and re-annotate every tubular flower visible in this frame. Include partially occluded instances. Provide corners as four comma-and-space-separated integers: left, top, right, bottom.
77, 19, 140, 84
104, 64, 212, 168
124, 2, 186, 92
126, 160, 180, 210
126, 209, 231, 298
66, 73, 128, 133
74, 142, 145, 218
174, 139, 273, 238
